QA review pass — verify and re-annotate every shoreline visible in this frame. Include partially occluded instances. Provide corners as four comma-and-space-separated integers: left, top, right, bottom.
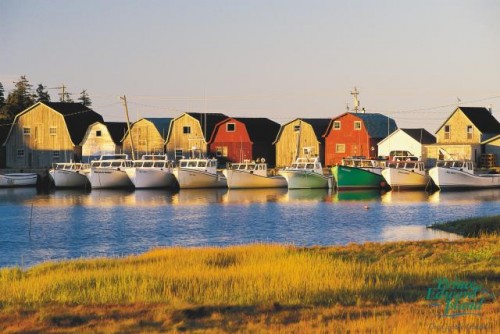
1, 234, 498, 333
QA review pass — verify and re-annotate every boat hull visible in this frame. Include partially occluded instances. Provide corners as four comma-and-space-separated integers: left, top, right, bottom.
88, 169, 133, 189
429, 167, 500, 190
224, 170, 287, 189
0, 173, 38, 187
332, 166, 385, 190
173, 168, 227, 189
49, 170, 89, 188
381, 168, 429, 190
278, 170, 331, 189
126, 168, 176, 189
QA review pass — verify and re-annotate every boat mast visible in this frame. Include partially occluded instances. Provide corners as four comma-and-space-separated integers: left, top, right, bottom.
121, 95, 136, 160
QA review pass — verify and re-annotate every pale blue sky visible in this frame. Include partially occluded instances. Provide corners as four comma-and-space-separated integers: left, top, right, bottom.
1, 0, 500, 132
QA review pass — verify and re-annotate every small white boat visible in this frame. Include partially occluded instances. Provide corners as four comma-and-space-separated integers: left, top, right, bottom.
382, 158, 429, 190
125, 154, 176, 189
0, 173, 38, 187
429, 160, 500, 190
279, 156, 332, 189
173, 154, 227, 189
88, 154, 134, 189
49, 162, 90, 188
223, 159, 287, 189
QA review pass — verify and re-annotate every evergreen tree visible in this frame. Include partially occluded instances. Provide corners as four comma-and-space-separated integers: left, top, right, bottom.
0, 82, 5, 108
1, 75, 35, 121
35, 83, 51, 103
78, 89, 92, 107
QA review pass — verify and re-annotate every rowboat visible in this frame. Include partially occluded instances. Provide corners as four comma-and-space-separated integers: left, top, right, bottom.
0, 173, 38, 187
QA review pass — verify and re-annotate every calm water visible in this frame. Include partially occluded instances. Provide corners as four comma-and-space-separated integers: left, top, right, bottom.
1, 187, 499, 267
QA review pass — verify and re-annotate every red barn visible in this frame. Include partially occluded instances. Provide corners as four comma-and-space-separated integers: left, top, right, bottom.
323, 112, 397, 165
208, 117, 280, 167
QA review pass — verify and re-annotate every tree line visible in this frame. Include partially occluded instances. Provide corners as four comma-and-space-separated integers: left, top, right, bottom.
0, 75, 92, 124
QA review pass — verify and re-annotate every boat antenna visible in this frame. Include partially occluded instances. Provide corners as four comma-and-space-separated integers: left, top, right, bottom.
351, 87, 360, 113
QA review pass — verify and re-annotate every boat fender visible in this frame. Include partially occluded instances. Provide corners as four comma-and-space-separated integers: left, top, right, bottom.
76, 171, 80, 174
117, 168, 120, 171
380, 181, 386, 188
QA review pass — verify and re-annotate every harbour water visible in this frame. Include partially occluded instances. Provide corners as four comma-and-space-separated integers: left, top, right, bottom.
1, 187, 499, 267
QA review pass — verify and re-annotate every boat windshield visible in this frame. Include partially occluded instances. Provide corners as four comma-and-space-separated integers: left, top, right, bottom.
133, 161, 143, 167
143, 161, 154, 167
153, 162, 165, 168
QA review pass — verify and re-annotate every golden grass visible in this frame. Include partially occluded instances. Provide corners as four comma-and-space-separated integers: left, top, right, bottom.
0, 237, 499, 332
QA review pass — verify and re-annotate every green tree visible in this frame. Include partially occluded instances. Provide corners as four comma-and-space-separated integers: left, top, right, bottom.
0, 82, 5, 108
35, 84, 51, 103
78, 89, 92, 107
0, 75, 35, 121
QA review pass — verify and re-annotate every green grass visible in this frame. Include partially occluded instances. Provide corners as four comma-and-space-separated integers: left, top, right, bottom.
429, 215, 500, 237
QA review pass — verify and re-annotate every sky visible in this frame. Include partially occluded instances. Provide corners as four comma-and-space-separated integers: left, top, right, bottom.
1, 0, 500, 133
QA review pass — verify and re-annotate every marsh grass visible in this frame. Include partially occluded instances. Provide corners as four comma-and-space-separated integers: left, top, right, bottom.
429, 215, 500, 237
0, 238, 499, 332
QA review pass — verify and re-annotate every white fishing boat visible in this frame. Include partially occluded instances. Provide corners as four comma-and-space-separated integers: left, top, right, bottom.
429, 160, 500, 190
382, 158, 429, 190
173, 152, 226, 189
223, 159, 287, 189
0, 173, 38, 187
49, 162, 90, 188
278, 156, 332, 189
125, 154, 176, 189
88, 154, 134, 189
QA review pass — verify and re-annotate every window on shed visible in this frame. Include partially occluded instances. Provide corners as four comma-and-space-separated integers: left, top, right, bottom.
52, 151, 60, 159
444, 125, 450, 140
183, 126, 191, 134
333, 121, 341, 130
23, 127, 30, 135
466, 125, 473, 140
17, 149, 25, 157
96, 130, 102, 137
294, 125, 301, 132
49, 127, 57, 136
175, 149, 183, 159
226, 123, 236, 132
336, 144, 346, 153
354, 121, 361, 130
216, 146, 228, 157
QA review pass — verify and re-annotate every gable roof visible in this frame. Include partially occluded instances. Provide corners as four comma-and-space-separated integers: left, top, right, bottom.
44, 102, 104, 144
324, 112, 397, 138
2, 102, 104, 146
209, 117, 280, 144
105, 122, 128, 145
274, 118, 331, 144
123, 118, 173, 141
165, 112, 228, 142
400, 128, 436, 144
436, 107, 500, 134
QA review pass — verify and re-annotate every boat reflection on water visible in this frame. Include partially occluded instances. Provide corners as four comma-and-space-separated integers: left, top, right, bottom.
332, 189, 382, 202
0, 187, 38, 204
171, 188, 228, 205
428, 189, 500, 203
381, 191, 430, 204
222, 188, 288, 204
284, 189, 331, 202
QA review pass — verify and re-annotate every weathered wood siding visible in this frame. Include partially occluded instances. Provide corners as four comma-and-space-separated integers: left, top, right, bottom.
423, 144, 482, 165
122, 119, 165, 159
485, 136, 500, 166
324, 114, 374, 165
81, 122, 120, 161
275, 120, 322, 167
5, 104, 75, 168
436, 109, 482, 144
209, 119, 252, 163
378, 129, 424, 159
165, 114, 207, 159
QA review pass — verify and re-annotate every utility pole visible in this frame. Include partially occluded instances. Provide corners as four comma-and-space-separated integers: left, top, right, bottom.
351, 87, 360, 113
120, 95, 136, 160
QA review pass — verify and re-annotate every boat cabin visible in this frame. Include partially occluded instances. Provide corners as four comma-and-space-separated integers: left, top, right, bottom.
227, 160, 271, 176
179, 159, 218, 169
283, 157, 323, 173
387, 161, 426, 174
91, 154, 133, 168
53, 162, 89, 171
341, 157, 387, 168
436, 160, 474, 174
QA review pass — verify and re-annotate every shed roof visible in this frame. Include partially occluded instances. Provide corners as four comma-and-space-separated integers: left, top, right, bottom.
186, 113, 228, 140
436, 107, 500, 134
400, 128, 436, 144
219, 117, 280, 143
324, 112, 397, 138
105, 122, 128, 145
274, 118, 331, 144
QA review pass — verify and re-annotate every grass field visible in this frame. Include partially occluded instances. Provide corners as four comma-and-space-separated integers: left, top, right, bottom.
429, 214, 500, 237
0, 234, 498, 333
